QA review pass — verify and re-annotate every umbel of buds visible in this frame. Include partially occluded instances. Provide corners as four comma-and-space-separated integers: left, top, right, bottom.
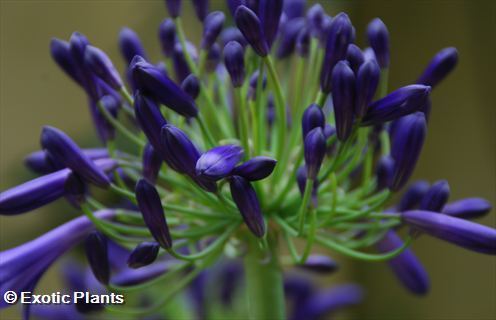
0, 2, 493, 320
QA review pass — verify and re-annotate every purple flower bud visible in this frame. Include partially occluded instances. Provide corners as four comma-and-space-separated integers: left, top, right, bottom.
221, 27, 247, 48
296, 165, 319, 206
134, 92, 167, 153
224, 41, 246, 88
346, 44, 365, 73
258, 0, 283, 48
402, 210, 496, 255
64, 173, 87, 208
320, 13, 353, 93
331, 61, 356, 141
276, 18, 306, 59
376, 156, 395, 191
84, 45, 122, 90
420, 180, 450, 212
367, 18, 390, 68
127, 242, 160, 269
41, 126, 110, 188
172, 41, 195, 83
161, 124, 201, 175
417, 47, 458, 88
306, 4, 325, 38
361, 85, 431, 126
389, 112, 427, 191
118, 27, 148, 64
132, 59, 198, 117
304, 127, 326, 180
284, 0, 306, 19
295, 27, 310, 57
50, 38, 82, 86
85, 231, 110, 285
397, 180, 430, 211
165, 0, 181, 18
158, 18, 177, 57
232, 156, 277, 181
297, 255, 339, 274
442, 198, 492, 220
355, 59, 380, 118
24, 148, 108, 174
229, 175, 265, 237
235, 5, 269, 57
142, 144, 162, 185
192, 0, 209, 21
136, 179, 173, 249
206, 43, 221, 73
376, 231, 429, 295
201, 11, 225, 50
181, 74, 200, 100
196, 145, 244, 181
302, 104, 325, 140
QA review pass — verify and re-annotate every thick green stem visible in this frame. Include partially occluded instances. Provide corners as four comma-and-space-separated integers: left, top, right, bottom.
243, 234, 286, 320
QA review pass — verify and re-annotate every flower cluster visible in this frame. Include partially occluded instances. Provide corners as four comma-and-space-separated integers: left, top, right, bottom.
0, 0, 494, 319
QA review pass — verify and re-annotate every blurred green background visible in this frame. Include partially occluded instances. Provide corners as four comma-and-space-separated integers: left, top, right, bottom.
1, 0, 494, 319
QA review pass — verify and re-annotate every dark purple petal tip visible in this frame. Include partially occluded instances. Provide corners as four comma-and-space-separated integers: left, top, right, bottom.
127, 242, 160, 269
232, 156, 277, 181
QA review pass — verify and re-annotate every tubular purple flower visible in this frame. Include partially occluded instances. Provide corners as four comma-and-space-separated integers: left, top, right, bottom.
376, 231, 429, 295
442, 198, 492, 220
361, 85, 431, 126
192, 0, 209, 21
389, 112, 427, 191
355, 59, 380, 118
132, 59, 198, 117
302, 103, 325, 140
84, 45, 123, 90
224, 41, 246, 88
306, 4, 325, 38
127, 242, 160, 269
331, 61, 355, 141
196, 145, 244, 181
346, 44, 365, 73
85, 231, 110, 285
258, 0, 283, 48
320, 13, 353, 93
235, 5, 269, 57
64, 172, 87, 208
402, 210, 496, 255
297, 255, 339, 274
304, 127, 326, 180
181, 74, 200, 100
41, 126, 111, 188
376, 156, 395, 191
165, 0, 181, 18
284, 0, 305, 19
397, 180, 430, 211
135, 179, 173, 249
232, 156, 277, 181
276, 18, 306, 59
161, 124, 201, 175
25, 148, 108, 174
229, 175, 265, 238
367, 18, 390, 68
417, 47, 458, 88
201, 11, 225, 50
420, 180, 450, 212
0, 210, 115, 309
221, 27, 247, 48
142, 144, 162, 184
50, 38, 82, 86
158, 18, 177, 57
134, 92, 168, 154
118, 27, 148, 64
295, 27, 310, 58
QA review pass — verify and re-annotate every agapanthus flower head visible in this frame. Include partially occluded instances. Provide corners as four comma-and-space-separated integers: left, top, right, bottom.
402, 210, 496, 255
135, 179, 173, 249
442, 197, 492, 220
229, 175, 265, 238
366, 18, 390, 68
389, 112, 427, 191
304, 127, 326, 180
40, 126, 111, 188
196, 145, 244, 181
85, 231, 110, 285
361, 84, 431, 126
398, 180, 430, 211
235, 5, 269, 57
417, 47, 458, 88
420, 180, 450, 212
355, 59, 380, 118
297, 255, 339, 274
331, 60, 356, 140
224, 41, 246, 88
84, 45, 123, 90
118, 27, 148, 64
346, 43, 365, 73
158, 18, 177, 57
127, 242, 160, 269
165, 0, 181, 18
232, 156, 277, 181
201, 11, 225, 50
161, 124, 201, 175
181, 74, 200, 100
320, 12, 354, 93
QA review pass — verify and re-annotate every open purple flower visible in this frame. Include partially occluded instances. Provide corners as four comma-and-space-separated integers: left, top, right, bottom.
196, 145, 244, 181
232, 156, 277, 181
